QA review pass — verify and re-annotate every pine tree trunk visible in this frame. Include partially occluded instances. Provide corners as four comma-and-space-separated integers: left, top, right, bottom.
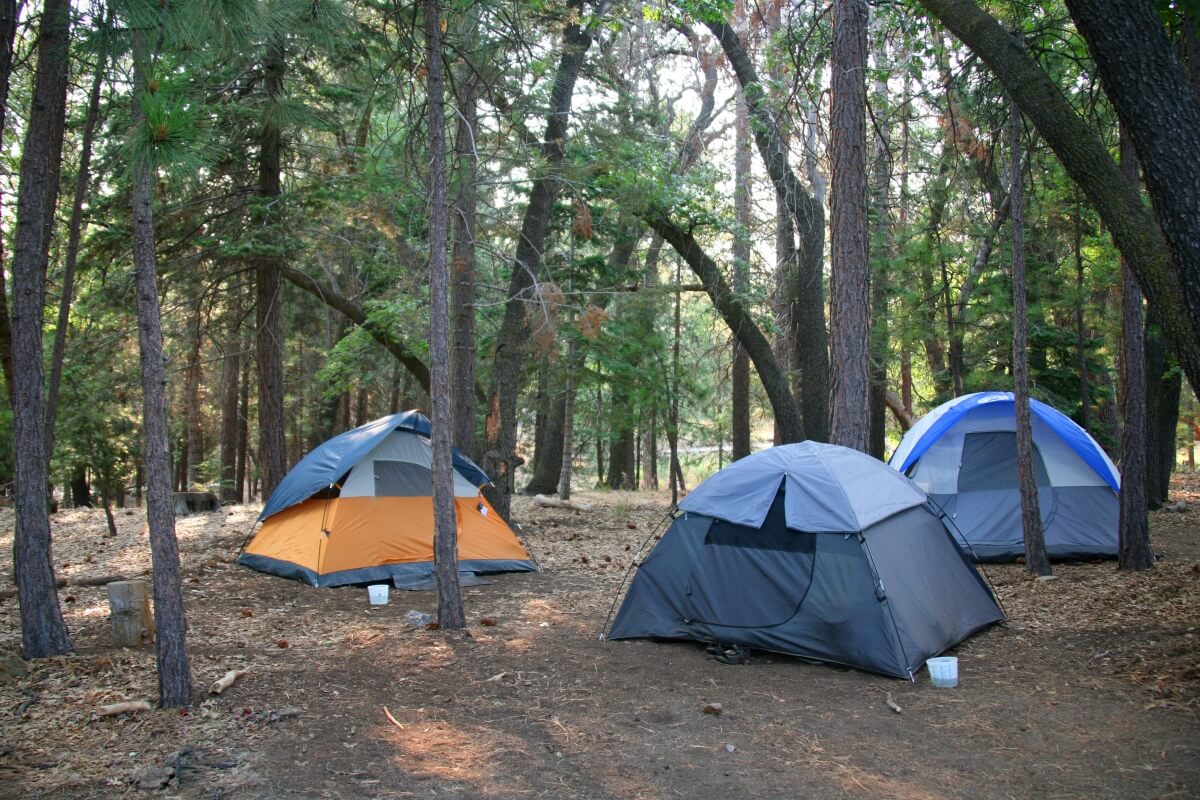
0, 0, 19, 406
829, 0, 871, 452
451, 64, 479, 461
183, 310, 204, 488
236, 325, 250, 503
131, 39, 193, 706
1143, 320, 1180, 510
1009, 100, 1050, 577
256, 40, 288, 501
218, 288, 241, 504
1117, 125, 1154, 568
670, 260, 683, 505
10, 0, 73, 659
867, 14, 891, 461
526, 377, 565, 495
425, 0, 464, 629
1073, 194, 1091, 431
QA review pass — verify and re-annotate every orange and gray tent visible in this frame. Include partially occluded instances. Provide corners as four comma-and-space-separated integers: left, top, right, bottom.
239, 411, 536, 587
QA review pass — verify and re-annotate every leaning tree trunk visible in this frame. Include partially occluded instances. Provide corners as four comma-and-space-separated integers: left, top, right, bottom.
256, 39, 288, 501
1009, 100, 1050, 577
920, 0, 1200, 399
483, 0, 594, 521
828, 0, 871, 452
10, 0, 73, 659
425, 0, 464, 629
130, 40, 192, 706
705, 18, 828, 441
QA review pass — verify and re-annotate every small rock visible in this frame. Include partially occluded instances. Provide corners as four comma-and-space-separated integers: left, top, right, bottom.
1035, 575, 1059, 583
134, 765, 175, 791
724, 743, 737, 753
702, 702, 722, 716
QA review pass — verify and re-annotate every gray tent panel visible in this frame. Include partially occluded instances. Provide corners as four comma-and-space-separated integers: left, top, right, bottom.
956, 432, 1050, 491
373, 460, 433, 496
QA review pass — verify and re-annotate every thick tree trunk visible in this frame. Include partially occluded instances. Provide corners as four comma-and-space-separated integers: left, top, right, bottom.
829, 0, 871, 452
1144, 321, 1180, 510
451, 66, 480, 460
256, 40, 288, 501
526, 378, 565, 495
131, 40, 192, 707
46, 26, 108, 464
1009, 102, 1050, 577
10, 0, 73, 659
920, 0, 1200, 397
483, 0, 593, 520
236, 326, 250, 503
1117, 126, 1154, 568
425, 0, 464, 630
644, 210, 805, 443
705, 19, 829, 442
867, 16, 891, 461
605, 381, 636, 490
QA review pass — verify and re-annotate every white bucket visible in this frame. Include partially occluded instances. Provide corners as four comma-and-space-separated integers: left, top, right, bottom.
926, 656, 958, 688
368, 584, 389, 606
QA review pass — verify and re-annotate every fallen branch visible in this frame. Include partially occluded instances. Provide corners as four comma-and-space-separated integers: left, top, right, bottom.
885, 692, 902, 714
532, 494, 594, 512
208, 669, 248, 695
96, 700, 153, 716
383, 706, 405, 729
0, 573, 130, 600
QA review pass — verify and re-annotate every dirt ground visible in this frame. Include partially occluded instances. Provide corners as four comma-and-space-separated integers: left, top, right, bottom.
1, 476, 1198, 800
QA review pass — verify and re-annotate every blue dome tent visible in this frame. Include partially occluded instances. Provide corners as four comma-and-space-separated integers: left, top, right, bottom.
889, 392, 1120, 562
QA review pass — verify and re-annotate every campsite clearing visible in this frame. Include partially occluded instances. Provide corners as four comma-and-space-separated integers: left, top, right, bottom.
1, 479, 1198, 799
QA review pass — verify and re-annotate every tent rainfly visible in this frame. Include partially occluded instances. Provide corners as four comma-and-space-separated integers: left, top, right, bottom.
607, 442, 1004, 678
239, 411, 536, 587
889, 391, 1120, 562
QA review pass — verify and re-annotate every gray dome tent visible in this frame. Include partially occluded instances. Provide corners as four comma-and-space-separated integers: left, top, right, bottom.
607, 442, 1004, 678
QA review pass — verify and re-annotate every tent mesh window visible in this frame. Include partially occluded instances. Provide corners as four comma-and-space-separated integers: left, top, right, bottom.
373, 460, 434, 496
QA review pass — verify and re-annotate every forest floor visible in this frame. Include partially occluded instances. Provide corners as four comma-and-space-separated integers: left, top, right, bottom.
0, 476, 1198, 800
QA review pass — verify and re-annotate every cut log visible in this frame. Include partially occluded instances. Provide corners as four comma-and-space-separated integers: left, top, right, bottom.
107, 580, 155, 647
208, 669, 248, 695
532, 494, 594, 512
96, 699, 153, 716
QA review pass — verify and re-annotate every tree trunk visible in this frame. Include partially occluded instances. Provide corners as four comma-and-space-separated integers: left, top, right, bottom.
425, 0, 464, 630
1073, 194, 1091, 431
643, 210, 805, 443
920, 0, 1200, 398
1009, 101, 1050, 577
451, 64, 480, 460
183, 308, 204, 488
46, 20, 108, 464
605, 381, 636, 490
218, 287, 242, 504
0, 0, 19, 406
1144, 320, 1180, 510
131, 37, 193, 707
526, 377, 565, 495
1117, 125, 1154, 568
829, 0, 871, 452
236, 324, 250, 503
483, 0, 594, 521
256, 39, 288, 501
730, 51, 751, 461
867, 15, 891, 460
670, 259, 683, 505
705, 18, 829, 442
10, 0, 73, 659
70, 466, 91, 508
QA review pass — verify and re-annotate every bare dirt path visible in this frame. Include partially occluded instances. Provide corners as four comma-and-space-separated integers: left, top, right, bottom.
1, 478, 1197, 798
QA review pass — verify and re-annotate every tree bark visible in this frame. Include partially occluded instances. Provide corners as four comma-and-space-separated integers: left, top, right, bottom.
10, 0, 73, 659
1117, 125, 1154, 569
130, 38, 192, 706
920, 0, 1200, 397
1009, 101, 1050, 577
1073, 194, 1090, 431
483, 0, 594, 521
704, 18, 829, 442
425, 0, 464, 629
525, 365, 565, 495
731, 46, 751, 461
644, 209, 805, 443
867, 13, 891, 461
1143, 319, 1180, 510
829, 0, 871, 452
0, 0, 19, 406
218, 286, 242, 504
256, 39, 288, 501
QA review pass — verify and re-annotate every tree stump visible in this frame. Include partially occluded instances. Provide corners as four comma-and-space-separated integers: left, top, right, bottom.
172, 491, 219, 516
107, 580, 154, 647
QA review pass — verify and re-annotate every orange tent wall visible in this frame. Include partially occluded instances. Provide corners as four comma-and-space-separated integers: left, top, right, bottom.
246, 495, 529, 576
